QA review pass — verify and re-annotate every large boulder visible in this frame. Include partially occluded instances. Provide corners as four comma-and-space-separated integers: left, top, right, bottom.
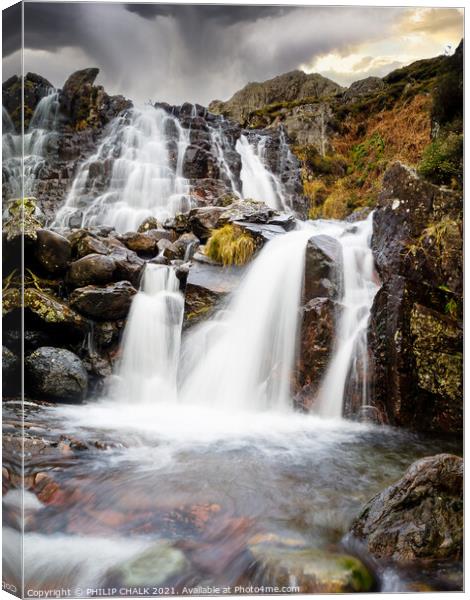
69, 281, 137, 320
303, 235, 342, 301
350, 454, 463, 562
294, 234, 341, 407
67, 254, 116, 287
369, 163, 462, 432
35, 229, 72, 274
183, 258, 245, 327
118, 232, 158, 256
248, 534, 373, 593
25, 346, 88, 402
23, 288, 88, 335
369, 276, 462, 432
372, 162, 462, 294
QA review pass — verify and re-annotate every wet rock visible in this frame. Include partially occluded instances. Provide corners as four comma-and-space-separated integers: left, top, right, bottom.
107, 542, 188, 587
67, 254, 116, 287
2, 346, 19, 378
157, 238, 178, 260
35, 230, 72, 274
2, 346, 20, 395
189, 206, 226, 241
372, 161, 462, 294
217, 200, 278, 227
146, 228, 176, 243
369, 163, 462, 432
369, 276, 462, 433
69, 281, 137, 320
249, 534, 373, 593
24, 288, 88, 334
3, 197, 45, 243
184, 260, 244, 327
25, 346, 88, 402
69, 231, 109, 258
137, 216, 161, 233
3, 72, 54, 130
350, 454, 463, 562
295, 298, 337, 409
303, 234, 341, 301
172, 232, 200, 260
183, 145, 218, 179
118, 232, 157, 255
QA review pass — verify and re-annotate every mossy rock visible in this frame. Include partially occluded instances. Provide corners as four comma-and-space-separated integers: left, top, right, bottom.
24, 287, 88, 333
249, 535, 374, 593
107, 542, 188, 587
3, 197, 45, 243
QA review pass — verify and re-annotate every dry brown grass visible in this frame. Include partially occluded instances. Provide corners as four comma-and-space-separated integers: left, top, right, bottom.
333, 94, 432, 166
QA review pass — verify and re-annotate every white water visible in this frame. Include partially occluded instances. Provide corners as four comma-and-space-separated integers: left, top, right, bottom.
113, 264, 184, 404
179, 228, 315, 411
316, 213, 379, 418
2, 89, 59, 197
236, 134, 289, 211
54, 105, 192, 232
208, 121, 241, 197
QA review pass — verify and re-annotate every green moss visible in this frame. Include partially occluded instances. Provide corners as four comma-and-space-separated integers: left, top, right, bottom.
337, 556, 374, 592
418, 133, 463, 188
205, 224, 257, 266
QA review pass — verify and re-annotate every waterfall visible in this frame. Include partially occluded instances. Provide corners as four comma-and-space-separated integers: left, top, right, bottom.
179, 228, 315, 412
208, 122, 241, 196
236, 133, 289, 210
2, 89, 59, 198
109, 215, 377, 418
54, 105, 192, 232
315, 213, 379, 418
114, 264, 184, 404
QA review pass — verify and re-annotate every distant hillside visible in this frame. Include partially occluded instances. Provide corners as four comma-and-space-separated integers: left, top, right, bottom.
209, 70, 343, 124
210, 42, 462, 219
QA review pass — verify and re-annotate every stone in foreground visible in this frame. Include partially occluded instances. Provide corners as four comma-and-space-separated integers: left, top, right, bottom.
25, 346, 88, 402
350, 453, 463, 562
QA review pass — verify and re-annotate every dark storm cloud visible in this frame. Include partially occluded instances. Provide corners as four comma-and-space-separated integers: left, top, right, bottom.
124, 3, 289, 23
6, 3, 458, 106
3, 2, 22, 57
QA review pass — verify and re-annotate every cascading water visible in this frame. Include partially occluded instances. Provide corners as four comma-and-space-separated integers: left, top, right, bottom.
54, 105, 192, 232
236, 133, 290, 211
114, 263, 184, 404
208, 121, 241, 197
315, 213, 379, 418
2, 89, 59, 198
179, 228, 315, 411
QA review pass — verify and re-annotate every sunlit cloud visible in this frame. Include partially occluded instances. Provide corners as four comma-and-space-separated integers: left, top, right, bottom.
301, 7, 463, 86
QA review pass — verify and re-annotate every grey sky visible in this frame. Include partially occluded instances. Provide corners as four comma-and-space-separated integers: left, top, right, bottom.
2, 2, 464, 106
